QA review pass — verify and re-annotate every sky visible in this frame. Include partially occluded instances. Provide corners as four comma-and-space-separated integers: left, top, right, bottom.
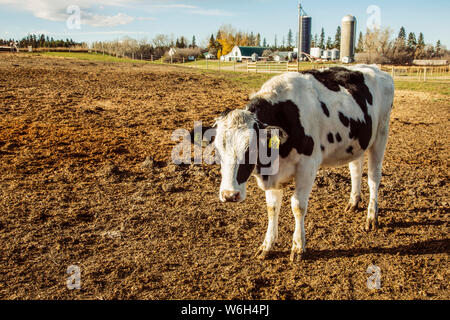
0, 0, 448, 47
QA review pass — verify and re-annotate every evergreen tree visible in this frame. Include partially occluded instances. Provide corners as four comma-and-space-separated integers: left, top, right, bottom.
436, 40, 442, 57
287, 29, 293, 48
319, 28, 325, 49
249, 32, 255, 46
191, 35, 196, 48
256, 33, 261, 47
407, 32, 417, 49
208, 34, 215, 49
312, 34, 318, 48
274, 35, 278, 49
356, 31, 364, 52
263, 38, 267, 47
417, 32, 425, 48
334, 26, 341, 50
398, 27, 406, 43
326, 36, 333, 49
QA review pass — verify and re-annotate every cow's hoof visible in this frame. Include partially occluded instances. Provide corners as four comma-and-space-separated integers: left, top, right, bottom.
345, 203, 359, 213
364, 219, 378, 232
255, 247, 270, 260
290, 249, 305, 262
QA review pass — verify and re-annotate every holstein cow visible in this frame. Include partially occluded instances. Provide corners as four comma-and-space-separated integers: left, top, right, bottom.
193, 65, 394, 261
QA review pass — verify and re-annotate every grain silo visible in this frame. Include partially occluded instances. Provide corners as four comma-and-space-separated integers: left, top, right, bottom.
298, 3, 312, 60
340, 15, 357, 63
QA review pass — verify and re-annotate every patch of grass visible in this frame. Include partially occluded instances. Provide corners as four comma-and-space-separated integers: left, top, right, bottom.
395, 81, 450, 95
222, 72, 275, 90
31, 52, 450, 95
34, 51, 160, 64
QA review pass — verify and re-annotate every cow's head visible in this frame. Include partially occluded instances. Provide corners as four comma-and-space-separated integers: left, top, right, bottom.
192, 109, 288, 203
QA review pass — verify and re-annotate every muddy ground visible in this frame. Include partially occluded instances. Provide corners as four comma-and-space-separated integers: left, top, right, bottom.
0, 53, 448, 300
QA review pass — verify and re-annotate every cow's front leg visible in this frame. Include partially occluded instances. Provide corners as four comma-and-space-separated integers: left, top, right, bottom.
290, 162, 317, 262
255, 189, 283, 260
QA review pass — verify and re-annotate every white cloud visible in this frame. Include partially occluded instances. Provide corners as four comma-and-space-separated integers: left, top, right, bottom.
0, 0, 237, 27
0, 0, 137, 27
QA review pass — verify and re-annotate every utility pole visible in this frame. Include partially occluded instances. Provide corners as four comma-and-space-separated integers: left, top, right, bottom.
297, 2, 302, 72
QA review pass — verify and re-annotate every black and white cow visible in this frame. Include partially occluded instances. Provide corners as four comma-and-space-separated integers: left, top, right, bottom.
194, 65, 394, 261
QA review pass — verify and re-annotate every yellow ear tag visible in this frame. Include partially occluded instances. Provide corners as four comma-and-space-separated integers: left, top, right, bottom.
194, 132, 202, 144
269, 135, 281, 150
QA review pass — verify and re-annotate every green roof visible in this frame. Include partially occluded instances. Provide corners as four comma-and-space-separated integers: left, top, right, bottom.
238, 46, 267, 57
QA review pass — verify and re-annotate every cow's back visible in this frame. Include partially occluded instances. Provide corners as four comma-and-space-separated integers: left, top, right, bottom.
251, 65, 394, 168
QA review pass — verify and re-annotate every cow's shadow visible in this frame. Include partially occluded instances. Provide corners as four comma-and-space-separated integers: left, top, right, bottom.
267, 238, 449, 261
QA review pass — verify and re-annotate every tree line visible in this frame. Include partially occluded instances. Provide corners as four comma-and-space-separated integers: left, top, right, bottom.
0, 34, 84, 48
356, 27, 446, 64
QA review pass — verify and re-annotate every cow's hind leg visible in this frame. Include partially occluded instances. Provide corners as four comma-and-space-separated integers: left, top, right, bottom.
255, 189, 283, 260
366, 130, 389, 231
346, 157, 363, 212
290, 161, 318, 262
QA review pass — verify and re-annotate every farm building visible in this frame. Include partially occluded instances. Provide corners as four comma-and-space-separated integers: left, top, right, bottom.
221, 46, 267, 62
204, 52, 216, 59
413, 60, 448, 66
272, 51, 292, 62
310, 47, 323, 59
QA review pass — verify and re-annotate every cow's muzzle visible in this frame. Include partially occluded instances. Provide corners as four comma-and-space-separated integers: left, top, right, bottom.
221, 190, 241, 203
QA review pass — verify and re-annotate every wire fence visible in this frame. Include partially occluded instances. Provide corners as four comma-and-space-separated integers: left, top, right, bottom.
380, 65, 450, 81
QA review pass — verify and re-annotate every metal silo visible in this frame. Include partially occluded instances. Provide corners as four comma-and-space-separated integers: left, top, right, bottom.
297, 3, 311, 60
340, 15, 357, 63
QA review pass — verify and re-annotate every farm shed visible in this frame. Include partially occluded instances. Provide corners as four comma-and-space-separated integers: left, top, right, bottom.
413, 60, 448, 66
272, 51, 291, 62
310, 47, 323, 59
221, 46, 267, 62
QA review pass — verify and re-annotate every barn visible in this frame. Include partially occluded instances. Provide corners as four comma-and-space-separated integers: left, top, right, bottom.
221, 46, 267, 62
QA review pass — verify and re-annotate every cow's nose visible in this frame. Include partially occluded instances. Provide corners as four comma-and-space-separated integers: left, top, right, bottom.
221, 190, 241, 203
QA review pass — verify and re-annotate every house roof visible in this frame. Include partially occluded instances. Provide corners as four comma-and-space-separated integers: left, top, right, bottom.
238, 46, 267, 57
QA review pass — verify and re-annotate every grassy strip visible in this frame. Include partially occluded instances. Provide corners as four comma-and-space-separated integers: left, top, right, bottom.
34, 52, 449, 95
35, 51, 161, 64
394, 81, 450, 96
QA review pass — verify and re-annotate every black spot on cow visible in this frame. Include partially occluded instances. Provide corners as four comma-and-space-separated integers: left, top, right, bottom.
236, 147, 256, 185
321, 145, 325, 152
346, 146, 354, 155
320, 101, 330, 117
336, 133, 342, 143
304, 67, 373, 150
327, 133, 334, 143
246, 98, 315, 160
339, 112, 350, 127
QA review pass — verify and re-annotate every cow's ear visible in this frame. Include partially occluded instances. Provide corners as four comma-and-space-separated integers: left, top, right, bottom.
266, 126, 289, 146
190, 126, 216, 147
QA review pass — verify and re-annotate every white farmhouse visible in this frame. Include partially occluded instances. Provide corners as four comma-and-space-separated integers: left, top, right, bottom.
221, 46, 267, 62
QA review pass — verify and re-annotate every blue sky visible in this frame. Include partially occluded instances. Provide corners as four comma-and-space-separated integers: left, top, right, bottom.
0, 0, 448, 47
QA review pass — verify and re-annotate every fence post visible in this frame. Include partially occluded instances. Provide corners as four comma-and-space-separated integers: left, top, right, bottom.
219, 58, 221, 72
424, 67, 427, 82
206, 58, 208, 70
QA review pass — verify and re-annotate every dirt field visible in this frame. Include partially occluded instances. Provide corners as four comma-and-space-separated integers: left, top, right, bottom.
0, 53, 448, 300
